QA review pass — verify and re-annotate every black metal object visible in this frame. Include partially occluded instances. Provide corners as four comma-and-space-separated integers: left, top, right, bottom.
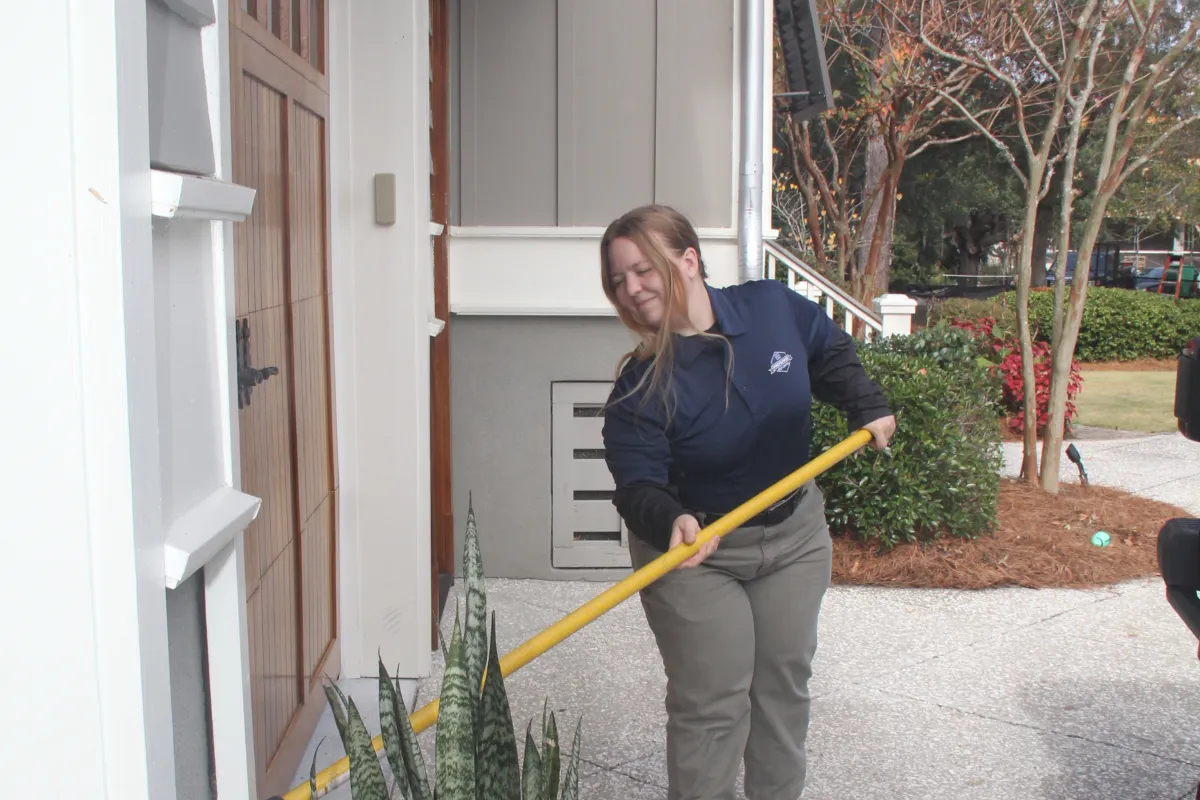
236, 318, 278, 410
774, 0, 834, 122
1158, 518, 1200, 644
1176, 337, 1200, 442
1065, 444, 1089, 487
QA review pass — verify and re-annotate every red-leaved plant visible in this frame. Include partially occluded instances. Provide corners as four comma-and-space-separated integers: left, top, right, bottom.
950, 315, 1084, 435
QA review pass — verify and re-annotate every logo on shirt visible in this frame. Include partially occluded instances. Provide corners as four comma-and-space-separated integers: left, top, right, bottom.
769, 351, 793, 374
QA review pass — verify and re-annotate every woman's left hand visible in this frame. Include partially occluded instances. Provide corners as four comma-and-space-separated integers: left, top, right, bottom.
863, 415, 896, 451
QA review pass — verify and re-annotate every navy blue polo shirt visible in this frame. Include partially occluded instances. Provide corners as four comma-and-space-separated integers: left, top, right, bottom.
602, 278, 841, 516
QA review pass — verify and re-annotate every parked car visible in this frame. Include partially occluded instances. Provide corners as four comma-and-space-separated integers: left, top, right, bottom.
1135, 264, 1165, 291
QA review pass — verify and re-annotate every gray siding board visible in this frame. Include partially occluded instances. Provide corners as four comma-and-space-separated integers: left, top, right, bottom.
451, 315, 638, 580
449, 0, 461, 225
557, 0, 657, 225
459, 0, 559, 225
453, 0, 736, 227
654, 0, 735, 228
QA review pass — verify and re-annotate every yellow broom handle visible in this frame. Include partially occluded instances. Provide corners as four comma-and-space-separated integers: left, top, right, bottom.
284, 428, 873, 800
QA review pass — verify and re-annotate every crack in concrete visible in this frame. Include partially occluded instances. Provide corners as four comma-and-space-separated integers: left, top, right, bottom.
581, 754, 668, 790
894, 691, 1200, 770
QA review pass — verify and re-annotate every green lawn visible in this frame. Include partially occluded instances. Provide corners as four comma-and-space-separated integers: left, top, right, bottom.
1074, 370, 1177, 433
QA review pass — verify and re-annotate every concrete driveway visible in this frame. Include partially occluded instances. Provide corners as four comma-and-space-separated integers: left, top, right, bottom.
300, 431, 1200, 799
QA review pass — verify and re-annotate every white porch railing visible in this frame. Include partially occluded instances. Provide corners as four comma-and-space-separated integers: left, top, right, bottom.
764, 240, 916, 339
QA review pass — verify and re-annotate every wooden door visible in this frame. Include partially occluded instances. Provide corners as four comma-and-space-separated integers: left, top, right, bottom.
429, 0, 455, 647
229, 1, 337, 795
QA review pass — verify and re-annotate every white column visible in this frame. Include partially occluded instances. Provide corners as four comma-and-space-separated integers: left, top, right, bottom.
329, 0, 434, 679
873, 293, 918, 338
1, 0, 176, 798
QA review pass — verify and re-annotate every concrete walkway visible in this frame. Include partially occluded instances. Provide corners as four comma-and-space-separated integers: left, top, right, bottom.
299, 431, 1200, 799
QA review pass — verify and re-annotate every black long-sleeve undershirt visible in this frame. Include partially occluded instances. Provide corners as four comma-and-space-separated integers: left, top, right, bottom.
612, 327, 890, 552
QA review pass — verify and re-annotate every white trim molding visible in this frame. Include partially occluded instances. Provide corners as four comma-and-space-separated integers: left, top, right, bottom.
161, 0, 217, 27
448, 225, 740, 240
448, 227, 743, 316
163, 487, 261, 589
151, 168, 256, 221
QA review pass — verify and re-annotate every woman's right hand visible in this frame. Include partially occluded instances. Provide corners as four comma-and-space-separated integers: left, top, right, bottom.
670, 513, 717, 568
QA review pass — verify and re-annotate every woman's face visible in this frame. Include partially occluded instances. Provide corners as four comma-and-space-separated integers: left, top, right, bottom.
608, 236, 669, 328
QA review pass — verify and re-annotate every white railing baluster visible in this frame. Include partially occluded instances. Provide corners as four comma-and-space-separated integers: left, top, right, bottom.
764, 240, 886, 338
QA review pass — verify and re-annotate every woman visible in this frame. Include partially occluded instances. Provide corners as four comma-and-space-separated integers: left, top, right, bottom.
599, 205, 895, 800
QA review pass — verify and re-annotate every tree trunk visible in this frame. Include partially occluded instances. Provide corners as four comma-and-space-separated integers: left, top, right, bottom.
1041, 196, 1110, 489
858, 135, 889, 288
958, 246, 984, 279
860, 166, 901, 303
1030, 204, 1054, 288
1015, 179, 1045, 484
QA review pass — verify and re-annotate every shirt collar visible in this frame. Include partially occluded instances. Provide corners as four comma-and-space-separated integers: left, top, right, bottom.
707, 284, 747, 336
674, 284, 747, 365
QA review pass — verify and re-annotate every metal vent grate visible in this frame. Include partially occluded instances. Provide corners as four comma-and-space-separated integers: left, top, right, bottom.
550, 382, 631, 569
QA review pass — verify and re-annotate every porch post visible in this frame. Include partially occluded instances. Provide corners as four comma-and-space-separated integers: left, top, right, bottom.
873, 293, 918, 338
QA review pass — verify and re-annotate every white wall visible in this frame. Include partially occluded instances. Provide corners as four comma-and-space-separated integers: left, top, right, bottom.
329, 0, 434, 680
448, 228, 743, 315
0, 0, 177, 798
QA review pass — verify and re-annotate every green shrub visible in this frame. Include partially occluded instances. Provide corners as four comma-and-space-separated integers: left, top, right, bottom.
931, 288, 1200, 362
813, 326, 1004, 548
316, 501, 583, 800
1028, 288, 1200, 361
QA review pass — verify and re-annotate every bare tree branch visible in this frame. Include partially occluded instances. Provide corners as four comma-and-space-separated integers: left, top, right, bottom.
1124, 0, 1146, 35
1012, 8, 1061, 82
1118, 115, 1200, 184
907, 131, 979, 157
935, 88, 1028, 185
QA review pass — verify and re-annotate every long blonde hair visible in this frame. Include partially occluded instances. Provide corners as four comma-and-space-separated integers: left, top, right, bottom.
600, 204, 731, 418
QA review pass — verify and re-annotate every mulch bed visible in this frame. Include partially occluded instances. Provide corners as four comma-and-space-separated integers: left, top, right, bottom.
831, 479, 1189, 590
1082, 358, 1177, 372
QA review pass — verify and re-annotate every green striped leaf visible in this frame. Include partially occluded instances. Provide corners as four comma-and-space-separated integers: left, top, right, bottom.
378, 656, 413, 800
345, 696, 390, 800
435, 608, 476, 800
393, 668, 432, 800
559, 719, 583, 800
309, 738, 323, 800
462, 497, 488, 729
322, 680, 348, 744
540, 710, 560, 800
477, 613, 520, 800
521, 722, 543, 800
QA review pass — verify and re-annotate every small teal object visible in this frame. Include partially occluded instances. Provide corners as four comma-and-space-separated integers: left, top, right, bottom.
1091, 530, 1111, 548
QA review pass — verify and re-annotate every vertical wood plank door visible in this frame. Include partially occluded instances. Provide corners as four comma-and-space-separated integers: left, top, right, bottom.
229, 0, 337, 795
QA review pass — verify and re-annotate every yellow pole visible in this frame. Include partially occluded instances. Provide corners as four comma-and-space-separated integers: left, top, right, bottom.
283, 428, 873, 800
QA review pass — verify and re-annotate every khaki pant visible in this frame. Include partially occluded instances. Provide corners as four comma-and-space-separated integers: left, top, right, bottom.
628, 480, 832, 800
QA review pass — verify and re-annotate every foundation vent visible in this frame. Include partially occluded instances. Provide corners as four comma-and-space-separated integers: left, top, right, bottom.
550, 382, 632, 569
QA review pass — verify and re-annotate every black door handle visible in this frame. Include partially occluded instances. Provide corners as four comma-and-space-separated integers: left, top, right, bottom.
235, 318, 279, 409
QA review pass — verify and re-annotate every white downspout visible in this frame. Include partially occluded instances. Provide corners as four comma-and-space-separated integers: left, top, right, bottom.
738, 0, 766, 283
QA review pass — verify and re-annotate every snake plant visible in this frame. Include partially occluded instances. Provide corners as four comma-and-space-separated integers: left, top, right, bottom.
319, 498, 584, 800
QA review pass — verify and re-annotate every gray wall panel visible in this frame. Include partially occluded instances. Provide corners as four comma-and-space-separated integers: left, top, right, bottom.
167, 572, 214, 800
654, 0, 735, 228
453, 0, 737, 228
459, 0, 559, 225
450, 315, 640, 580
557, 0, 657, 225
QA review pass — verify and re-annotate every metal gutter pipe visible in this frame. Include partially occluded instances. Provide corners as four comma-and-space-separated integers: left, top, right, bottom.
738, 0, 766, 283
